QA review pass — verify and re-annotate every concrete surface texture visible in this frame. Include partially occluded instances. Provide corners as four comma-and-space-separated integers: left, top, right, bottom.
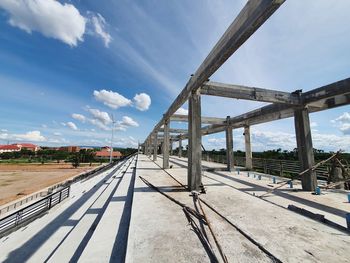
0, 156, 137, 263
0, 154, 349, 262
126, 155, 350, 263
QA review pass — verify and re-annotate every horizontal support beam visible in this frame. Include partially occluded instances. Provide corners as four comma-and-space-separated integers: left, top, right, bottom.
145, 0, 285, 143
158, 128, 188, 133
179, 78, 350, 138
170, 114, 226, 124
201, 81, 301, 105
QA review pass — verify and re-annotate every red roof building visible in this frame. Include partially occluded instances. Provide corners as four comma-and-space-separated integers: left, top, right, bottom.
12, 143, 39, 152
0, 143, 40, 153
95, 146, 122, 159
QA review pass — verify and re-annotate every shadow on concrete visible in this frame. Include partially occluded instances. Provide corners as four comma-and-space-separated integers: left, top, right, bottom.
3, 163, 124, 263
205, 171, 349, 219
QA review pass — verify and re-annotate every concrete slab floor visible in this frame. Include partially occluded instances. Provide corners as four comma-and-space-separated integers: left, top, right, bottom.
166, 155, 350, 229
0, 156, 137, 263
127, 154, 350, 263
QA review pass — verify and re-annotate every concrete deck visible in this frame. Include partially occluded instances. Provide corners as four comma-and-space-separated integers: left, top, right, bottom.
127, 155, 350, 263
0, 154, 349, 262
0, 156, 137, 263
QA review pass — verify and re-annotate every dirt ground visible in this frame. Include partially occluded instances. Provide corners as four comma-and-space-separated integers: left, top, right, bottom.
0, 163, 100, 206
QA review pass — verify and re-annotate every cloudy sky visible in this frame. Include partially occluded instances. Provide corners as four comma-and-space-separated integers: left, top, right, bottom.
0, 0, 349, 151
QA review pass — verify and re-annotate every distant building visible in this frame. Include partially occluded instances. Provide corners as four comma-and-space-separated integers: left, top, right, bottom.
59, 146, 80, 152
95, 146, 122, 160
13, 143, 40, 152
0, 143, 40, 153
0, 144, 21, 153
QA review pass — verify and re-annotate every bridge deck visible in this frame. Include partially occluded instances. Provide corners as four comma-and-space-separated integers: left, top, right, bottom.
0, 154, 349, 262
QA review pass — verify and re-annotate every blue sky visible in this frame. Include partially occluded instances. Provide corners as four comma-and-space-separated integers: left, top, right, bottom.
0, 0, 349, 151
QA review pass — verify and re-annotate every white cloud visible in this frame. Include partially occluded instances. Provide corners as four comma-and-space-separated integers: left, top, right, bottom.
66, 121, 78, 130
0, 0, 86, 46
310, 122, 318, 128
88, 12, 112, 47
60, 122, 66, 127
1, 129, 8, 132
87, 108, 112, 125
120, 116, 139, 127
93, 90, 132, 109
88, 118, 110, 131
41, 124, 47, 128
175, 107, 188, 115
133, 93, 151, 111
13, 130, 46, 142
72, 113, 86, 123
53, 132, 61, 136
332, 112, 350, 135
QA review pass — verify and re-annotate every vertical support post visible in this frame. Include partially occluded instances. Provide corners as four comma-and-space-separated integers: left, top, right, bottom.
153, 131, 158, 161
225, 116, 234, 171
244, 126, 253, 170
170, 139, 173, 155
294, 108, 317, 191
178, 137, 182, 158
188, 90, 202, 191
148, 138, 152, 157
163, 118, 170, 169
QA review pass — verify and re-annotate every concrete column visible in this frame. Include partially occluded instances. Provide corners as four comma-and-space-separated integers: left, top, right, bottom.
294, 108, 317, 191
178, 138, 182, 158
153, 132, 158, 161
244, 126, 253, 170
188, 90, 202, 191
225, 116, 234, 171
163, 119, 170, 169
148, 138, 152, 157
170, 139, 173, 155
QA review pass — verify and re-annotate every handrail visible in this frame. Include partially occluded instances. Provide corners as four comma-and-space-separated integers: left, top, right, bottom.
0, 186, 70, 238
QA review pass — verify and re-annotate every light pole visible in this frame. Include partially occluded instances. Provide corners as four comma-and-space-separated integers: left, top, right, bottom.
109, 114, 116, 163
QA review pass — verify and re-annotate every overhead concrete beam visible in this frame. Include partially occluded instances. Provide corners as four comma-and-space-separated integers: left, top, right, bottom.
145, 0, 285, 143
201, 81, 301, 105
158, 128, 188, 133
170, 114, 226, 125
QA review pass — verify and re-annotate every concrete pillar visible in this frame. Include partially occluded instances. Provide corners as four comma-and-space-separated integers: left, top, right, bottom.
225, 116, 234, 171
148, 138, 152, 157
188, 90, 202, 191
294, 108, 317, 191
163, 119, 170, 169
153, 132, 158, 161
178, 138, 182, 158
170, 139, 173, 155
244, 126, 253, 170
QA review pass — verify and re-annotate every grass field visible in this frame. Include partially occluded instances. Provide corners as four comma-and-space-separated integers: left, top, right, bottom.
0, 163, 100, 206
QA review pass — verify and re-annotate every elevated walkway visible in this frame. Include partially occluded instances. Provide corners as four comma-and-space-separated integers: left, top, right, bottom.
0, 154, 349, 262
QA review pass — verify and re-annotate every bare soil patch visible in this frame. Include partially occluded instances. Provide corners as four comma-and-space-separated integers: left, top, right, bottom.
0, 163, 99, 206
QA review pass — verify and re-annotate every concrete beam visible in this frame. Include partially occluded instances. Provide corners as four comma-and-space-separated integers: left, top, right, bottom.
145, 0, 285, 142
294, 108, 317, 191
201, 81, 301, 105
244, 126, 253, 170
158, 128, 188, 133
225, 116, 234, 171
190, 78, 350, 136
170, 114, 226, 125
163, 119, 170, 169
188, 90, 202, 191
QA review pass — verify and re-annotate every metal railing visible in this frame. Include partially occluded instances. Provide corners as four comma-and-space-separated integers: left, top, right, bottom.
201, 153, 333, 181
0, 191, 48, 217
0, 186, 70, 237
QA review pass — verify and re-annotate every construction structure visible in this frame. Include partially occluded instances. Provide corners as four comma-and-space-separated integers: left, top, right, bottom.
142, 0, 350, 192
